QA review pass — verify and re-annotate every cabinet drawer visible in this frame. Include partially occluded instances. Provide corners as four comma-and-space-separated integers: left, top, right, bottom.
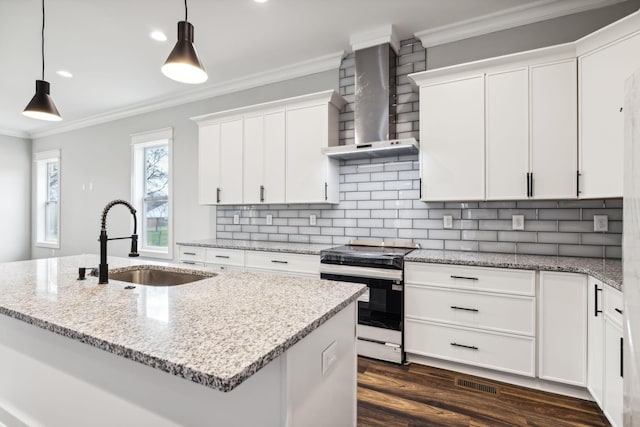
405, 262, 535, 296
204, 248, 245, 267
604, 285, 623, 327
405, 285, 535, 336
405, 320, 535, 377
179, 246, 206, 262
245, 251, 319, 276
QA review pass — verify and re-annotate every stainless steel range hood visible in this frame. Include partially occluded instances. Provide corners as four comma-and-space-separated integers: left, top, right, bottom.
323, 43, 418, 160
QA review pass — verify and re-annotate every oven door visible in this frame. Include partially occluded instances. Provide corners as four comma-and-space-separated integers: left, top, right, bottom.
320, 273, 402, 331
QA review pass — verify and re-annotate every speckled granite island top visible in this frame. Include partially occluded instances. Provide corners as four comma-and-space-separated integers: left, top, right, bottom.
176, 238, 332, 255
0, 255, 365, 392
405, 250, 622, 291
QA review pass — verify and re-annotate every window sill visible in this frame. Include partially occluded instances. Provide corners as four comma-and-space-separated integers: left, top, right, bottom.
138, 249, 172, 260
35, 241, 60, 249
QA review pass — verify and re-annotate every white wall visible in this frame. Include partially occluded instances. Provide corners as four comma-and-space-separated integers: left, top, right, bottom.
31, 70, 339, 260
427, 0, 640, 69
0, 134, 31, 262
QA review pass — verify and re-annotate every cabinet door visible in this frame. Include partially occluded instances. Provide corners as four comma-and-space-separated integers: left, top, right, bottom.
485, 68, 529, 200
263, 111, 286, 204
604, 319, 623, 427
286, 105, 329, 203
198, 123, 221, 204
243, 115, 264, 204
219, 119, 244, 205
587, 277, 605, 406
530, 59, 578, 199
539, 271, 588, 386
580, 32, 640, 198
420, 76, 485, 201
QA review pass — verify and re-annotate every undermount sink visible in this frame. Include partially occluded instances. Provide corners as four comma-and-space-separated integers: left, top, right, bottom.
109, 266, 216, 286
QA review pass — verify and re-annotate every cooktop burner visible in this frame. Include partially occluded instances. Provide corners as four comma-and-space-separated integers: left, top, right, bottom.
320, 240, 419, 270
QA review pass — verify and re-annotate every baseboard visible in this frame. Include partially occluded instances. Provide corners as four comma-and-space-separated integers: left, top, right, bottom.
407, 353, 593, 401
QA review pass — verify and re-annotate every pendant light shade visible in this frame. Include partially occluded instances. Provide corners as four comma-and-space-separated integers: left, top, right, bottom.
23, 0, 62, 121
161, 21, 208, 84
23, 80, 62, 121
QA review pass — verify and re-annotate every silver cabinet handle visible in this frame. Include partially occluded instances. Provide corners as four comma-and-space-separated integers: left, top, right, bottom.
182, 261, 196, 265
215, 255, 230, 259
183, 252, 197, 256
271, 260, 288, 264
450, 275, 478, 281
451, 342, 478, 350
451, 306, 479, 313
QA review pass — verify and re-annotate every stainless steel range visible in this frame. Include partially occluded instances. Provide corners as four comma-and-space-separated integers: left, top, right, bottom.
320, 240, 418, 364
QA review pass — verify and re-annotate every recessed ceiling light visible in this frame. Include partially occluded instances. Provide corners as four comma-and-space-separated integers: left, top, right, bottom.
56, 70, 73, 78
254, 0, 268, 3
150, 31, 167, 42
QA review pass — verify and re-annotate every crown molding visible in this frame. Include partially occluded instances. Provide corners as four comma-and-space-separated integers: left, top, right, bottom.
350, 24, 401, 53
415, 0, 628, 48
0, 128, 30, 139
29, 51, 344, 140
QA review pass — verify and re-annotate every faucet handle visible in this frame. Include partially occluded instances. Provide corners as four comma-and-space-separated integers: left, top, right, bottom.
129, 234, 140, 257
77, 267, 87, 280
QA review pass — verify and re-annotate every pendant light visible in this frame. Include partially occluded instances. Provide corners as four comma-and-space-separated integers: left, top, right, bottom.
23, 0, 62, 121
161, 0, 208, 84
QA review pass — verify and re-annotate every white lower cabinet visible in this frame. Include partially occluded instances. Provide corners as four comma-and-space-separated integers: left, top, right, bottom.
405, 262, 536, 377
538, 271, 588, 387
603, 285, 624, 427
245, 251, 319, 277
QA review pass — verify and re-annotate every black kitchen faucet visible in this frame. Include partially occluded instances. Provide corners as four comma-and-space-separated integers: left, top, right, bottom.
99, 199, 139, 284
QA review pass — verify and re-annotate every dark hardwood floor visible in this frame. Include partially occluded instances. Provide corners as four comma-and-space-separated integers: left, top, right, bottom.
357, 357, 611, 427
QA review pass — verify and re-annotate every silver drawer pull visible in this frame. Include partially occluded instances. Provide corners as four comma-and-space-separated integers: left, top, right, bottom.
271, 260, 288, 264
615, 308, 623, 315
182, 261, 196, 265
215, 255, 230, 259
451, 306, 479, 313
183, 252, 197, 256
451, 342, 478, 351
451, 275, 478, 281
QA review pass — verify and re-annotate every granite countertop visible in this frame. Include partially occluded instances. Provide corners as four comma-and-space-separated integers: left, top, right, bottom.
0, 255, 365, 392
176, 238, 332, 255
405, 250, 622, 291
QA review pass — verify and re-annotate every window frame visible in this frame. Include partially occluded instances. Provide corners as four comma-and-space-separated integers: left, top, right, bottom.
34, 149, 61, 249
131, 128, 173, 260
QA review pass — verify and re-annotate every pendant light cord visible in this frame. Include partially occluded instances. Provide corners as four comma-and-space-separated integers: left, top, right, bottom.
184, 0, 188, 22
41, 0, 45, 80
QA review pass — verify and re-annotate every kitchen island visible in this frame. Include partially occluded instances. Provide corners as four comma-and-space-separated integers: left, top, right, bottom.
0, 255, 365, 427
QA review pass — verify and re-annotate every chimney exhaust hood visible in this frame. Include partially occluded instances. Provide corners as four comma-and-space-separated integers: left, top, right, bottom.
323, 36, 418, 160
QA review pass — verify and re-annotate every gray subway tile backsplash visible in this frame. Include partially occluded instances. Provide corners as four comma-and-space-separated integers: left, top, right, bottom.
215, 38, 623, 259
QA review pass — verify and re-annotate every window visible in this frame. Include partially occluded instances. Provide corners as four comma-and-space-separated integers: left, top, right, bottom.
131, 128, 173, 258
35, 150, 60, 248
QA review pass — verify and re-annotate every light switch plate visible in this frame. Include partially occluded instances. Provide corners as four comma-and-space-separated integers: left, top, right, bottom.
266, 214, 273, 225
322, 340, 338, 376
594, 215, 608, 232
310, 214, 317, 226
233, 214, 240, 225
443, 215, 453, 229
512, 215, 525, 230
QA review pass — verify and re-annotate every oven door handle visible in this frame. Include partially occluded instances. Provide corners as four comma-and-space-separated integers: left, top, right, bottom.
319, 263, 403, 281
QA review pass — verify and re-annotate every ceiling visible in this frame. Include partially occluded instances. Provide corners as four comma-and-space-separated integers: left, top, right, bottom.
0, 0, 612, 137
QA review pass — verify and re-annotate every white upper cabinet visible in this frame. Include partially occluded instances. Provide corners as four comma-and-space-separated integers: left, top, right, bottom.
411, 45, 577, 202
198, 123, 221, 205
218, 119, 244, 205
485, 68, 529, 200
530, 59, 577, 199
193, 90, 343, 205
243, 111, 286, 204
286, 104, 340, 204
578, 16, 640, 198
419, 76, 486, 201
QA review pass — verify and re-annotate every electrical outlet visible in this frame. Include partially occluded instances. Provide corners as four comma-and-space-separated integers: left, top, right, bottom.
266, 214, 273, 225
594, 215, 609, 232
512, 215, 525, 231
233, 214, 240, 225
322, 341, 338, 376
443, 215, 453, 229
310, 214, 317, 226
